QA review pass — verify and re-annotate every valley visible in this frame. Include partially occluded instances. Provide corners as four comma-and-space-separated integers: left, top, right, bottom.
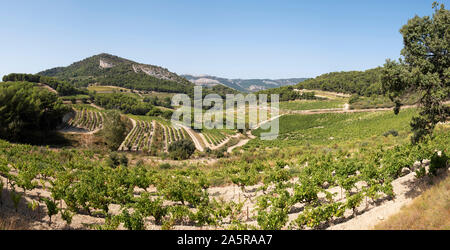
1, 2, 449, 231
0, 74, 448, 230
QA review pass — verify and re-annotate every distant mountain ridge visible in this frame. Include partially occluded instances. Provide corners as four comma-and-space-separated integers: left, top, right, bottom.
182, 74, 308, 93
38, 53, 237, 96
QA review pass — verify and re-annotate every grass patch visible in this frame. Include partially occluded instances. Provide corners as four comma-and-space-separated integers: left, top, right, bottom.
374, 173, 450, 230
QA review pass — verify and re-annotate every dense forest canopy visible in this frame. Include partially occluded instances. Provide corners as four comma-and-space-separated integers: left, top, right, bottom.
296, 68, 384, 97
256, 85, 317, 102
2, 73, 40, 83
3, 73, 87, 96
0, 81, 70, 142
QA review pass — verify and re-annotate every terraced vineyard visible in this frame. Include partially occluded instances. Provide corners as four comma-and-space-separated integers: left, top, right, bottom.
62, 108, 105, 132
202, 129, 232, 148
119, 118, 193, 153
119, 120, 153, 151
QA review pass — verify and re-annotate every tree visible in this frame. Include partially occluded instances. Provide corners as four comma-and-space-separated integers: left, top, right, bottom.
2, 73, 40, 83
381, 3, 449, 143
106, 152, 128, 168
0, 82, 70, 142
168, 139, 196, 160
102, 111, 128, 150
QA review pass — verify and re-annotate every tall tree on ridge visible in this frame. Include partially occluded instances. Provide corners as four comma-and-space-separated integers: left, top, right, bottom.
382, 2, 449, 143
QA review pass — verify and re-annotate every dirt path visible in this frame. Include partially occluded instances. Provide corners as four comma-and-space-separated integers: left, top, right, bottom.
251, 114, 282, 130
37, 83, 58, 94
294, 89, 351, 99
90, 103, 104, 110
227, 131, 256, 153
174, 123, 205, 152
227, 138, 249, 153
118, 118, 137, 151
199, 133, 211, 150
58, 127, 101, 135
223, 114, 281, 154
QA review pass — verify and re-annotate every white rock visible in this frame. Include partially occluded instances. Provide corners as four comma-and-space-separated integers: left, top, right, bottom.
400, 167, 411, 176
99, 59, 114, 69
412, 161, 421, 171
423, 159, 431, 166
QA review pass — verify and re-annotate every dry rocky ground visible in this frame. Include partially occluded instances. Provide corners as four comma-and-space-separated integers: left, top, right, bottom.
1, 162, 448, 230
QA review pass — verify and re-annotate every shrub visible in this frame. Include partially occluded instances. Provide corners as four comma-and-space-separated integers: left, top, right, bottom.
168, 139, 196, 160
383, 129, 398, 137
102, 111, 128, 150
348, 94, 360, 104
159, 163, 172, 170
161, 110, 174, 120
429, 151, 448, 176
106, 152, 128, 168
213, 148, 226, 158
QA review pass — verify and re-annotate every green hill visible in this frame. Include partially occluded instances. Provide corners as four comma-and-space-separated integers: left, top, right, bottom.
39, 53, 238, 97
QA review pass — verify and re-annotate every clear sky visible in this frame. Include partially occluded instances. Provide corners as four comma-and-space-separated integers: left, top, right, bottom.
0, 0, 446, 79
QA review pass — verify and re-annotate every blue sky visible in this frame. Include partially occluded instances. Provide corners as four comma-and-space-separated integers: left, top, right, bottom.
0, 0, 446, 79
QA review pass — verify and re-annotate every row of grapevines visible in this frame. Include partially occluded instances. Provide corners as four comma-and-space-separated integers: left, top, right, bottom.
66, 108, 104, 131
0, 141, 247, 229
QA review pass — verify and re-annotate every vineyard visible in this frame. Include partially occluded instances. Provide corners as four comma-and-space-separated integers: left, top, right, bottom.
61, 108, 105, 132
118, 118, 193, 153
202, 129, 234, 149
0, 100, 448, 230
249, 108, 419, 149
0, 127, 448, 230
